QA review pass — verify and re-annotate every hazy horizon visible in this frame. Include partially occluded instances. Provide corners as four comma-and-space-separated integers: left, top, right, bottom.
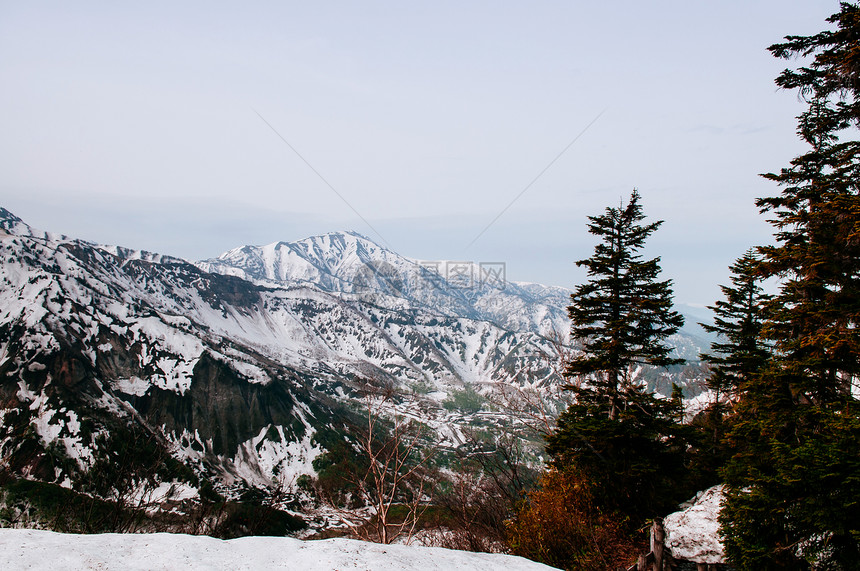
0, 1, 839, 307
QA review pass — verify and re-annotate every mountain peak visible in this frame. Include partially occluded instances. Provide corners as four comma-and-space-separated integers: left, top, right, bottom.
288, 230, 387, 258
203, 230, 400, 288
0, 207, 45, 239
0, 207, 24, 224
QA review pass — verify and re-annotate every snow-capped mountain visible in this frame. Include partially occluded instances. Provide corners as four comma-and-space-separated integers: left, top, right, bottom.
0, 209, 569, 496
0, 207, 711, 509
199, 232, 711, 365
0, 208, 336, 489
197, 231, 574, 338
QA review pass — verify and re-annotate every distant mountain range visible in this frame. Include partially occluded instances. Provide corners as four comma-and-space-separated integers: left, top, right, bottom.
0, 207, 712, 497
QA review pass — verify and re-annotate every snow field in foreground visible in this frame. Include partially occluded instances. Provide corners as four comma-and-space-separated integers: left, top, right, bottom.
0, 529, 559, 571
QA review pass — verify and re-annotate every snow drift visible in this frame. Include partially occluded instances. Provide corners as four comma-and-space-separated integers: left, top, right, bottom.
0, 528, 558, 571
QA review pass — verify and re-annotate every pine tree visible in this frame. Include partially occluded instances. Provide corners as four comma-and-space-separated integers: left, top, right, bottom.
700, 250, 772, 404
719, 5, 860, 568
564, 189, 684, 418
759, 2, 860, 401
689, 251, 772, 494
546, 190, 689, 524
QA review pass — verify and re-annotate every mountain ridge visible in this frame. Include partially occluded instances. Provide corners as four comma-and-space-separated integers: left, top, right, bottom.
0, 208, 575, 496
0, 207, 711, 517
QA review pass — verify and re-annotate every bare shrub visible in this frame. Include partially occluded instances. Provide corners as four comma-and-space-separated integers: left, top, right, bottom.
315, 383, 438, 545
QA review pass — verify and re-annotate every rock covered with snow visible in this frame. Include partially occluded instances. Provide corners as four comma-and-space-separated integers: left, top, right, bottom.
0, 528, 559, 571
663, 485, 726, 564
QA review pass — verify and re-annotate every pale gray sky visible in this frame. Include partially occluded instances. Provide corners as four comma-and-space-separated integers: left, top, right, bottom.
0, 1, 839, 308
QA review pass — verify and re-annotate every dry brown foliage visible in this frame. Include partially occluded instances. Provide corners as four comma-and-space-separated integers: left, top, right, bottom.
506, 468, 643, 570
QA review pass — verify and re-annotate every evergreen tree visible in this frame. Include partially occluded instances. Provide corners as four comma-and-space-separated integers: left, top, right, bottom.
700, 250, 772, 404
719, 5, 860, 568
546, 190, 689, 524
689, 251, 772, 492
546, 380, 690, 521
564, 189, 684, 418
759, 3, 860, 401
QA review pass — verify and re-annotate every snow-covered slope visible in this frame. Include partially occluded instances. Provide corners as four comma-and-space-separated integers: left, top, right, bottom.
0, 209, 567, 494
200, 231, 711, 383
0, 528, 560, 571
0, 207, 712, 506
0, 210, 344, 489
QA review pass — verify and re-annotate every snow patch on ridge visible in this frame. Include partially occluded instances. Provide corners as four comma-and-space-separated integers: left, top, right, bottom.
22, 381, 94, 469
226, 360, 271, 385
112, 376, 150, 397
227, 420, 321, 488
